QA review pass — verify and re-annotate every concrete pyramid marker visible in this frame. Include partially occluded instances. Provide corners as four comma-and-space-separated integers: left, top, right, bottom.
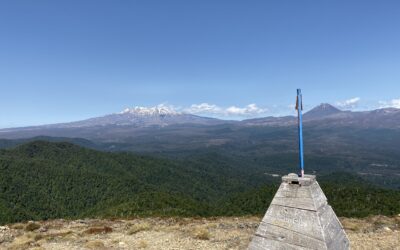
248, 173, 350, 250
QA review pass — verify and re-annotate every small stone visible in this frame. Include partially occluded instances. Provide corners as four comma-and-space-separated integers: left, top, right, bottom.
0, 226, 14, 243
383, 227, 392, 232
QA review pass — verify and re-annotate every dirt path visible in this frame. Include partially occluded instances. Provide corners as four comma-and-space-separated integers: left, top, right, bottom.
0, 216, 398, 249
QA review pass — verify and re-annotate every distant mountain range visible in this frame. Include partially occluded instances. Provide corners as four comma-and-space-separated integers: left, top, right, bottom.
1, 103, 399, 140
241, 103, 400, 128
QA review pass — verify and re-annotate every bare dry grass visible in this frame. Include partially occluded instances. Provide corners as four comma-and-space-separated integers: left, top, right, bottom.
341, 216, 400, 250
0, 215, 398, 249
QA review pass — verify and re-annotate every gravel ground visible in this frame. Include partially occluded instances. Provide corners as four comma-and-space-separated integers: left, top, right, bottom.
0, 215, 398, 249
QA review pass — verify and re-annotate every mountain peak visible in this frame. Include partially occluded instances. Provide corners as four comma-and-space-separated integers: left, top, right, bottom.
315, 103, 340, 111
120, 105, 180, 116
304, 103, 342, 119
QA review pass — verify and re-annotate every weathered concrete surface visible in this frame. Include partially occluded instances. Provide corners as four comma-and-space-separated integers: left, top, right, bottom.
248, 173, 350, 250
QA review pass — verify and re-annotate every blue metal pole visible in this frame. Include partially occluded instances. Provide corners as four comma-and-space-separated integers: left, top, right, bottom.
296, 89, 304, 177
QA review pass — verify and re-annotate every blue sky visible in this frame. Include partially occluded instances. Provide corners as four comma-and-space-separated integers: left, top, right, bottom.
1, 1, 400, 127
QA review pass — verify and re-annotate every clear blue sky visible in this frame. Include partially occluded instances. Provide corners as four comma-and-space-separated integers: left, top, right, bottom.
1, 0, 400, 127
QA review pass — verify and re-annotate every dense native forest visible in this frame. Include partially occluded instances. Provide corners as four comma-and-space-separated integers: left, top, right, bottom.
0, 141, 398, 224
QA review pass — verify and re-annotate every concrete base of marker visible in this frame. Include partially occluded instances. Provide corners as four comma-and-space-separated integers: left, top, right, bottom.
248, 173, 350, 250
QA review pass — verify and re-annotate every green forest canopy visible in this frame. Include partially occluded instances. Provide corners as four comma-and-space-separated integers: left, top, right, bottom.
0, 141, 398, 224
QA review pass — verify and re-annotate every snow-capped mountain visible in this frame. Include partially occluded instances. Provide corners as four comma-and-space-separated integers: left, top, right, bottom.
0, 105, 228, 139
48, 105, 225, 128
119, 105, 180, 116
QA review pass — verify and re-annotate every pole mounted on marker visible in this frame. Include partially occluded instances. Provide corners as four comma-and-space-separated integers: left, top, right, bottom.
295, 89, 304, 177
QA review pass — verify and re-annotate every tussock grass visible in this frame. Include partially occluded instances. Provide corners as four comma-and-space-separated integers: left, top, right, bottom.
84, 226, 112, 234
10, 223, 25, 230
33, 233, 44, 241
128, 222, 151, 235
342, 219, 362, 232
8, 233, 36, 249
85, 240, 106, 249
25, 222, 41, 232
192, 226, 210, 240
45, 230, 73, 240
137, 240, 148, 248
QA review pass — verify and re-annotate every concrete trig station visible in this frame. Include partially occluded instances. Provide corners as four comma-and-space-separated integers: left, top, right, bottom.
248, 89, 350, 250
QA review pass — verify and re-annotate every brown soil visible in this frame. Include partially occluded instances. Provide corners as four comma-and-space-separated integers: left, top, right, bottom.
0, 215, 398, 249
